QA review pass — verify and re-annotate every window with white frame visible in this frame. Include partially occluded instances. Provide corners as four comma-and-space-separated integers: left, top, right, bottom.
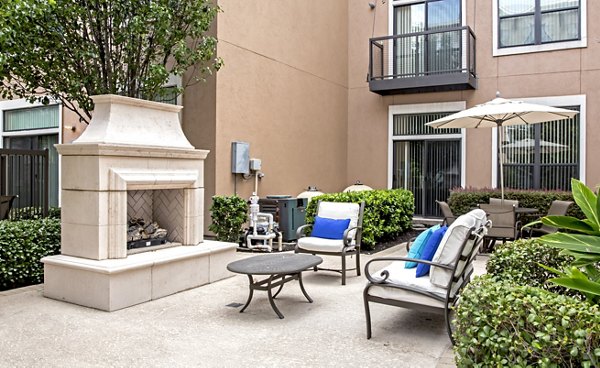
493, 95, 585, 191
501, 107, 580, 191
493, 0, 586, 55
1, 104, 60, 207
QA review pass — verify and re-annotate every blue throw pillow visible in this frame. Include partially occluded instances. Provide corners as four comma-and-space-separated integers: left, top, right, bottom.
405, 225, 440, 269
415, 225, 448, 277
311, 216, 351, 240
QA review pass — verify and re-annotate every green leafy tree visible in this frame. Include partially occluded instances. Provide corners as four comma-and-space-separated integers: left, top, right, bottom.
0, 0, 222, 123
534, 179, 600, 303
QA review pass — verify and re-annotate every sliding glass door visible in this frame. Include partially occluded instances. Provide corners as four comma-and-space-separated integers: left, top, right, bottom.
394, 0, 462, 77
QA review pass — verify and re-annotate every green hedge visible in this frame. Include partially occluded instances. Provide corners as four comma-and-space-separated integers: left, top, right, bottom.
209, 195, 248, 242
454, 277, 600, 367
305, 189, 414, 249
0, 218, 61, 291
10, 206, 61, 220
486, 238, 574, 294
448, 188, 584, 224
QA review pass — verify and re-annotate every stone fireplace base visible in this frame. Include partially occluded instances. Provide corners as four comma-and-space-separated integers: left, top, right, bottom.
42, 240, 236, 311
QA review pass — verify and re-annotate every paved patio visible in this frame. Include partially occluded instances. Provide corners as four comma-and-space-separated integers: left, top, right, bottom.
0, 244, 486, 367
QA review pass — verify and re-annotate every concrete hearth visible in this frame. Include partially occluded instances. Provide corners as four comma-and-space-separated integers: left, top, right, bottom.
42, 95, 236, 311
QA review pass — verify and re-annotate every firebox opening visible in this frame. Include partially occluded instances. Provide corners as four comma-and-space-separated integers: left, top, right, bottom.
126, 189, 184, 254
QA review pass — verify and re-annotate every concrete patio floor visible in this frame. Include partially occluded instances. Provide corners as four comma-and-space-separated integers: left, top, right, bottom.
0, 244, 487, 367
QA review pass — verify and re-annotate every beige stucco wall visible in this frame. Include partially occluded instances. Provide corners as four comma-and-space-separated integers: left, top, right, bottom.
346, 0, 599, 192
211, 0, 350, 201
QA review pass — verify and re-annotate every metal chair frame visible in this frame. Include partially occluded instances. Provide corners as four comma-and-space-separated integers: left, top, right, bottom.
363, 224, 487, 344
295, 201, 365, 285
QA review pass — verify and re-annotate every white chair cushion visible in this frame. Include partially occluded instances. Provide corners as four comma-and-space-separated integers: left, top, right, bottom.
297, 236, 351, 253
318, 202, 360, 240
370, 261, 448, 300
429, 209, 485, 287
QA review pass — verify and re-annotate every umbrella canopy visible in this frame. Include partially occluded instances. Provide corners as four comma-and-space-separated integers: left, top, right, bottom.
425, 96, 578, 201
426, 97, 577, 129
502, 138, 568, 153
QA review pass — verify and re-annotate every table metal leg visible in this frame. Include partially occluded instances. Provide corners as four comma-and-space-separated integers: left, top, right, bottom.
272, 282, 285, 299
298, 272, 313, 303
267, 276, 284, 319
239, 274, 255, 313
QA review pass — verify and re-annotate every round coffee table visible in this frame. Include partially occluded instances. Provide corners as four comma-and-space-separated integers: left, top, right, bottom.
227, 253, 322, 319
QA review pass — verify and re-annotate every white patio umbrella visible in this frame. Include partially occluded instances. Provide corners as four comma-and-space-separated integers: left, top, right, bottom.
425, 95, 578, 201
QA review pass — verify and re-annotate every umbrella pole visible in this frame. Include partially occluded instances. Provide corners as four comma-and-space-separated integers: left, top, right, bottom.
498, 122, 505, 203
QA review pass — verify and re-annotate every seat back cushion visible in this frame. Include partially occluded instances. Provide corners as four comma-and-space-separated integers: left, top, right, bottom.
415, 225, 448, 277
311, 216, 351, 240
405, 224, 440, 269
429, 209, 485, 287
317, 202, 360, 239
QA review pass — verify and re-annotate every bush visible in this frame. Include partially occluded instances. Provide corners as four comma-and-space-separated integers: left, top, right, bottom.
209, 195, 248, 242
305, 189, 414, 249
10, 207, 61, 220
486, 238, 574, 294
454, 276, 600, 367
448, 188, 583, 224
0, 218, 61, 291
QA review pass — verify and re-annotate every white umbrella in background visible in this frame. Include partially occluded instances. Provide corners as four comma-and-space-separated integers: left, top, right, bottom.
426, 93, 578, 201
502, 138, 568, 153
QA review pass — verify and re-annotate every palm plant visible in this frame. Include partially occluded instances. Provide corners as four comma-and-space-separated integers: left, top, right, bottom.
533, 179, 600, 303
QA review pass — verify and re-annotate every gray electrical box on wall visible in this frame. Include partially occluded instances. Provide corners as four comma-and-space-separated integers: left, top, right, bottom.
231, 141, 250, 174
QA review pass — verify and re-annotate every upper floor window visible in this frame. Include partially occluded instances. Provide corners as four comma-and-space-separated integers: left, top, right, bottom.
499, 0, 580, 48
495, 0, 584, 55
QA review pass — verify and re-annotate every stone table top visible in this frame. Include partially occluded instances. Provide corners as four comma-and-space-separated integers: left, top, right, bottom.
227, 254, 322, 275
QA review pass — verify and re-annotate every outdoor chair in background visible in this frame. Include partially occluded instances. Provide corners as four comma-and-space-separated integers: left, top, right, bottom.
479, 203, 519, 252
0, 195, 17, 220
436, 200, 457, 226
521, 200, 573, 238
295, 201, 365, 285
363, 209, 489, 344
489, 198, 519, 207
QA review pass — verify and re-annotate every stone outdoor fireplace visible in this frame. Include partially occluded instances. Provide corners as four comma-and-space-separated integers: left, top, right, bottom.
42, 95, 236, 311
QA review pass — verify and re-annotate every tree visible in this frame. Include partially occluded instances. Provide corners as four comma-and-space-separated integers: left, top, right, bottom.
0, 0, 222, 124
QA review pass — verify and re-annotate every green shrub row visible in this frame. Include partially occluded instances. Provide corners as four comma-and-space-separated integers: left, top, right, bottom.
486, 238, 575, 294
0, 218, 61, 291
454, 276, 600, 367
208, 195, 248, 242
448, 188, 583, 224
305, 189, 414, 249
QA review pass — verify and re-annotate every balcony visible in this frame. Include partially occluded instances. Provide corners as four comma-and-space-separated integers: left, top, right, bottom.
369, 26, 477, 95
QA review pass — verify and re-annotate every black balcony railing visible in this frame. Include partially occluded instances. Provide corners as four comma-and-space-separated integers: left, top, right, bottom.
369, 26, 477, 95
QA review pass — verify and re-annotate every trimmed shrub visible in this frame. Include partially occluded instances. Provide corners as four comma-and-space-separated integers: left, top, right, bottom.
0, 218, 61, 291
305, 189, 414, 249
10, 206, 61, 220
448, 188, 583, 224
209, 195, 248, 242
454, 276, 600, 367
486, 238, 574, 294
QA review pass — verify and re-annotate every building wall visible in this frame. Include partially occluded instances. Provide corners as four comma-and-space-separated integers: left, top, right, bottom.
211, 0, 350, 201
347, 0, 598, 192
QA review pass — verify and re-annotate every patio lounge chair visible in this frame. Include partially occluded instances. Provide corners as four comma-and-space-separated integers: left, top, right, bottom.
363, 209, 489, 344
295, 201, 365, 285
521, 200, 573, 238
489, 198, 519, 207
436, 200, 457, 225
479, 203, 519, 252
